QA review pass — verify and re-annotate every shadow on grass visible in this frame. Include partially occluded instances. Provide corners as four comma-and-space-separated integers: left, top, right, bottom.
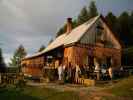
0, 87, 41, 100
44, 91, 80, 100
0, 85, 80, 100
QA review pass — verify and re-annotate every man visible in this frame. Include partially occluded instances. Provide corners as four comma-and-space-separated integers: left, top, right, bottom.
68, 64, 72, 83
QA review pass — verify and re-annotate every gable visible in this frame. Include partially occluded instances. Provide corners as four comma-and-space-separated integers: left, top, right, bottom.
100, 18, 122, 49
79, 19, 98, 45
79, 17, 122, 49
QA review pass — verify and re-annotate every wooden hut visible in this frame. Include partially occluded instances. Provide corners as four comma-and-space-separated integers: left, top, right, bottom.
21, 15, 122, 79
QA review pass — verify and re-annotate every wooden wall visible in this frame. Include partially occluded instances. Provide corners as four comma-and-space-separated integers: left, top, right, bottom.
64, 46, 88, 67
21, 56, 45, 77
94, 47, 121, 68
64, 45, 121, 68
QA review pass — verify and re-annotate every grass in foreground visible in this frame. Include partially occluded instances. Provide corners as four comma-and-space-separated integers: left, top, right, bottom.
0, 76, 133, 100
106, 76, 133, 97
0, 86, 80, 100
101, 76, 133, 100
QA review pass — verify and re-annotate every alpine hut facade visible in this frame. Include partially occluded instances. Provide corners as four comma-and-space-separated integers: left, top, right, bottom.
21, 15, 122, 80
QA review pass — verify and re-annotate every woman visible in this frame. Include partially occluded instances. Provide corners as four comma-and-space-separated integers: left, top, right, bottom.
108, 66, 113, 80
75, 64, 81, 83
94, 58, 100, 80
58, 64, 63, 81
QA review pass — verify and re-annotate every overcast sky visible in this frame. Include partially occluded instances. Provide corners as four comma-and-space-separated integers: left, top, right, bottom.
0, 0, 133, 64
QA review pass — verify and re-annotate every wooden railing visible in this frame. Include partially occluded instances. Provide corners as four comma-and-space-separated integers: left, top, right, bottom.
75, 78, 95, 86
0, 73, 24, 84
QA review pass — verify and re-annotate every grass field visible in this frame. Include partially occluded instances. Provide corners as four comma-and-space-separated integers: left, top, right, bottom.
0, 76, 133, 100
0, 86, 80, 100
102, 76, 133, 100
106, 76, 133, 96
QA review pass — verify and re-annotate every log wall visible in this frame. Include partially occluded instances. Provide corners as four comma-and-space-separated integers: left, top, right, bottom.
21, 56, 45, 77
94, 47, 121, 68
64, 45, 121, 68
64, 46, 88, 67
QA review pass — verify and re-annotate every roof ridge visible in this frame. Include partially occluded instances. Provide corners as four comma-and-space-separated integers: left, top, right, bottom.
23, 15, 101, 60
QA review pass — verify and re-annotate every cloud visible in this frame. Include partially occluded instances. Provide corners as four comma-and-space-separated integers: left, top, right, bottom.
0, 0, 133, 64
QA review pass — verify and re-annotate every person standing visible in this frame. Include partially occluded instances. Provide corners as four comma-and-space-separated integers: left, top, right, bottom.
75, 64, 81, 83
108, 66, 113, 80
58, 64, 63, 81
62, 64, 66, 83
68, 64, 72, 83
94, 58, 100, 80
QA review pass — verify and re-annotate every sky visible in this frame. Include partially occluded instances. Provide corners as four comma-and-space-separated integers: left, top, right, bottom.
0, 0, 133, 64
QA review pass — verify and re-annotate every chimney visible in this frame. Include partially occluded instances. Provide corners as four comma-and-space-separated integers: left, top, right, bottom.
66, 18, 72, 34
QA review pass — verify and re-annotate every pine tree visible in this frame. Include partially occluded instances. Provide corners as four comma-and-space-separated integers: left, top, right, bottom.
38, 45, 45, 52
9, 45, 27, 72
88, 1, 98, 18
129, 11, 133, 44
0, 48, 6, 73
77, 6, 89, 25
56, 20, 78, 37
72, 19, 78, 28
118, 12, 130, 46
105, 12, 118, 33
56, 24, 67, 37
56, 1, 98, 37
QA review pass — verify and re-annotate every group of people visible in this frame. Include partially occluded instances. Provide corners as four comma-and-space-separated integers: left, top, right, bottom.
57, 62, 114, 83
57, 63, 81, 83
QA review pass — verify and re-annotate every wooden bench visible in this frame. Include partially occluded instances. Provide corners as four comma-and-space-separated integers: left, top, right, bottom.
76, 78, 95, 86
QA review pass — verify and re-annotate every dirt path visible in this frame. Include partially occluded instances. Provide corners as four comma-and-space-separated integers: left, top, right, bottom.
27, 81, 133, 100
27, 81, 111, 100
27, 81, 102, 92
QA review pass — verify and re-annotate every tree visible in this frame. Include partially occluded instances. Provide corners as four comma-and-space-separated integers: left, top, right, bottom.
38, 45, 45, 52
56, 20, 78, 37
56, 24, 67, 37
105, 12, 117, 29
77, 6, 89, 25
72, 19, 78, 28
129, 11, 133, 29
118, 12, 130, 46
9, 45, 27, 72
0, 48, 6, 73
129, 11, 133, 44
88, 1, 98, 18
122, 47, 133, 65
56, 1, 98, 37
105, 12, 119, 35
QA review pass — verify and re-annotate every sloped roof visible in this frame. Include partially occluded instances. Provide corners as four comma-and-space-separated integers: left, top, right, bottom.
23, 15, 100, 60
